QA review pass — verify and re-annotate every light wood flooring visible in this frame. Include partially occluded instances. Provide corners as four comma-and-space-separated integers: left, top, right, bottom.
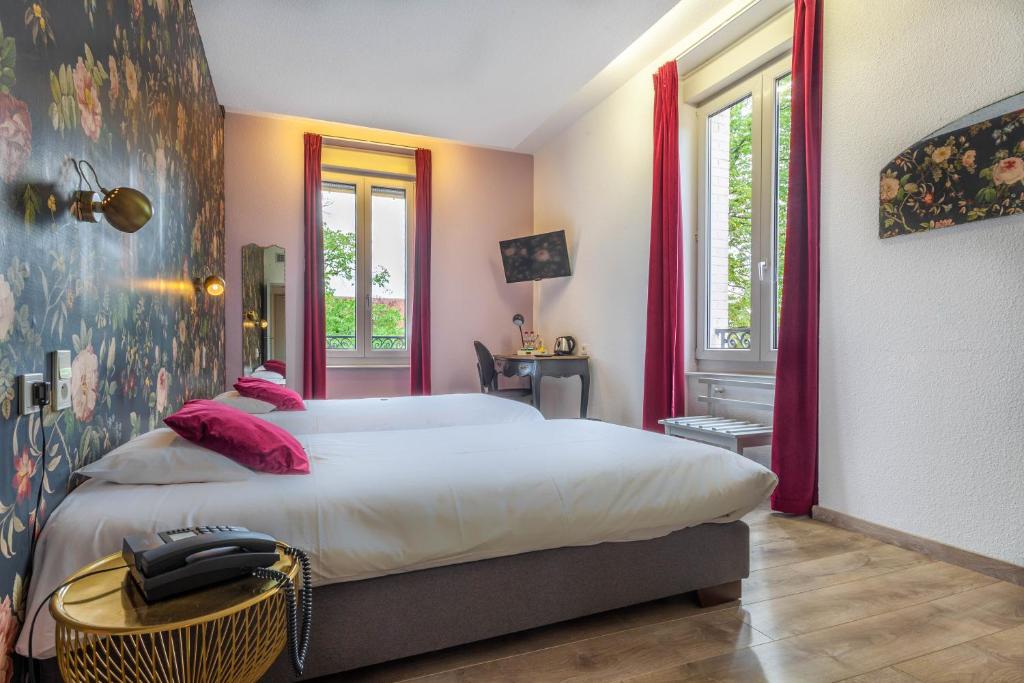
324, 505, 1024, 682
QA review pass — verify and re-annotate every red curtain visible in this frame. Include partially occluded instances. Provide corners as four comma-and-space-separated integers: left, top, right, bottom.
410, 149, 432, 395
771, 0, 823, 515
641, 62, 685, 431
302, 133, 327, 399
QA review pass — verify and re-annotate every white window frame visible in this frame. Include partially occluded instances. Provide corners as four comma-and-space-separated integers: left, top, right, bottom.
696, 55, 790, 364
323, 173, 415, 367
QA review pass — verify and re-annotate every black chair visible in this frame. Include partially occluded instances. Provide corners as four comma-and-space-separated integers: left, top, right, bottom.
473, 341, 533, 404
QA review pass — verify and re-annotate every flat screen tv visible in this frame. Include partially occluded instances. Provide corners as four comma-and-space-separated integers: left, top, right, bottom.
499, 230, 572, 283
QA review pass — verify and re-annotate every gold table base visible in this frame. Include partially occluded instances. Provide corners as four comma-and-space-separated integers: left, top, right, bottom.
52, 546, 297, 683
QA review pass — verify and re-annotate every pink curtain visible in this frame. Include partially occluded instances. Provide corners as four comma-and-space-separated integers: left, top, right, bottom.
410, 149, 432, 395
771, 0, 823, 514
302, 133, 327, 399
641, 62, 685, 431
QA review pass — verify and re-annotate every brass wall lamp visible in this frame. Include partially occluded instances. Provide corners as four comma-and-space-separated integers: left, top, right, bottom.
194, 275, 226, 297
70, 159, 153, 233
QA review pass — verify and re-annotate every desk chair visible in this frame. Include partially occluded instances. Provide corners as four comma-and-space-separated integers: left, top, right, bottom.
473, 341, 534, 405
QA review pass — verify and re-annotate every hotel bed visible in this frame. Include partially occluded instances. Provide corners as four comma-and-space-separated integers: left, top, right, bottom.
20, 418, 775, 679
251, 391, 543, 434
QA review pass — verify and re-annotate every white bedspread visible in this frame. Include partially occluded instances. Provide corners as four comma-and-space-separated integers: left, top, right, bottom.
256, 392, 543, 434
17, 419, 776, 658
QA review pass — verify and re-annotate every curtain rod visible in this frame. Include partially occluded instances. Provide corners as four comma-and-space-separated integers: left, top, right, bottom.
321, 135, 417, 157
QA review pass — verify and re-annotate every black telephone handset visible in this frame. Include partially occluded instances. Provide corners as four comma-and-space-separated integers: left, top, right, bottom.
123, 526, 279, 602
122, 526, 314, 676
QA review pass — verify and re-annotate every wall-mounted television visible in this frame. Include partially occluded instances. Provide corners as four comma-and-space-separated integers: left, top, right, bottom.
499, 230, 572, 283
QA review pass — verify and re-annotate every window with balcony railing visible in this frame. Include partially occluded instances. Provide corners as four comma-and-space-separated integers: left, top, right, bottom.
322, 175, 413, 366
697, 56, 790, 363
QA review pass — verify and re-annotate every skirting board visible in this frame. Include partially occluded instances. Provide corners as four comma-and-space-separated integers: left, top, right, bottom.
811, 506, 1024, 587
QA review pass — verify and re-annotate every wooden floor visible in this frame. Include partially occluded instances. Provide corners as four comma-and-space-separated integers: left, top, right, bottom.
325, 505, 1024, 682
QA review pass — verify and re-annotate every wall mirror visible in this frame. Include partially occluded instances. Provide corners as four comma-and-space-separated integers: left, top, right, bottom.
241, 244, 286, 375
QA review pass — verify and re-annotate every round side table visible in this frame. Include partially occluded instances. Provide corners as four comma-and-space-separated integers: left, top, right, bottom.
50, 543, 298, 683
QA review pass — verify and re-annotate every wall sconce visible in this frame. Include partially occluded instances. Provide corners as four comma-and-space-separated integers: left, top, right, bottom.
70, 160, 153, 233
259, 318, 269, 329
194, 275, 225, 297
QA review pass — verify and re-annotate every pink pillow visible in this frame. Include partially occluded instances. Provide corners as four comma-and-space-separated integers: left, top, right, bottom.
263, 359, 286, 376
164, 400, 309, 474
234, 377, 306, 411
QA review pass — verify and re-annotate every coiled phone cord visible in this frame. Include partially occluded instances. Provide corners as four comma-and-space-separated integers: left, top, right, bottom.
253, 545, 313, 677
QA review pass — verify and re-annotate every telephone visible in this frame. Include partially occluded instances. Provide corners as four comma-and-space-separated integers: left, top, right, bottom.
123, 525, 279, 601
122, 525, 314, 675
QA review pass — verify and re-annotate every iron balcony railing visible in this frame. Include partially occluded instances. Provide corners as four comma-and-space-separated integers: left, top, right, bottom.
714, 327, 752, 349
326, 335, 406, 350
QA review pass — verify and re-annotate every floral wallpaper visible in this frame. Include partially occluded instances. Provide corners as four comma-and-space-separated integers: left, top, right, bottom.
0, 0, 223, 676
880, 106, 1024, 238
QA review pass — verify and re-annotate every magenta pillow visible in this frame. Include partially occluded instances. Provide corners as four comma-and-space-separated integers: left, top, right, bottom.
263, 359, 286, 376
164, 400, 309, 474
234, 377, 306, 411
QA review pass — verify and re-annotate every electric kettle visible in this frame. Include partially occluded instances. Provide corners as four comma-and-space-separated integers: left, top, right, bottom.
554, 336, 576, 355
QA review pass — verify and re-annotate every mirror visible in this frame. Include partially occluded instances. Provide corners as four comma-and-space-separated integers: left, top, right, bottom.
241, 244, 286, 375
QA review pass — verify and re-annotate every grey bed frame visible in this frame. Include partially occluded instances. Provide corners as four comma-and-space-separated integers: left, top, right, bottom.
34, 521, 748, 681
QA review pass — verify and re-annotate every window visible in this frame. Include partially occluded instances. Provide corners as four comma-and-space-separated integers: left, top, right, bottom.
697, 57, 791, 362
322, 174, 414, 365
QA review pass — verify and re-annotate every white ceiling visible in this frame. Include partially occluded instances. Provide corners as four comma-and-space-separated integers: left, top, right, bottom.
192, 0, 719, 150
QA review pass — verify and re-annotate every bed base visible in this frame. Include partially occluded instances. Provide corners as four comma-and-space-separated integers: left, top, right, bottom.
33, 521, 748, 682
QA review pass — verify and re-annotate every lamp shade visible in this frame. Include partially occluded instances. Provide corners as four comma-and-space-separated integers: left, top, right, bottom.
100, 187, 153, 233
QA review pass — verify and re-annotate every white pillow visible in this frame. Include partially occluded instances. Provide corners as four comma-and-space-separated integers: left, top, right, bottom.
249, 370, 286, 384
212, 390, 276, 414
78, 428, 255, 484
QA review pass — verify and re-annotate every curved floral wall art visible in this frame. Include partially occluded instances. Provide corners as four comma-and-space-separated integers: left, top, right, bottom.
879, 105, 1024, 238
0, 1, 224, 677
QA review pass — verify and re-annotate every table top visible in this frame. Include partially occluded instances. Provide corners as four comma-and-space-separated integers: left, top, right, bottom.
51, 543, 298, 636
494, 353, 589, 361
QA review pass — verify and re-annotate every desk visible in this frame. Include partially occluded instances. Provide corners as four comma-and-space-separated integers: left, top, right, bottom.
494, 354, 590, 418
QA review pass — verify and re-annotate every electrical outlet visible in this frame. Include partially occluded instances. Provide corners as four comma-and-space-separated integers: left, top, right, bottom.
18, 373, 44, 416
579, 342, 589, 356
50, 350, 72, 411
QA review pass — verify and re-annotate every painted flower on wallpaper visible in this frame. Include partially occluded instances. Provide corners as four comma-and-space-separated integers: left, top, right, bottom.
24, 3, 55, 47
960, 149, 976, 170
71, 345, 99, 422
11, 449, 35, 503
930, 145, 952, 164
72, 57, 102, 142
155, 367, 169, 414
107, 55, 120, 104
0, 93, 32, 183
992, 157, 1024, 186
0, 275, 13, 343
124, 57, 139, 102
0, 594, 16, 683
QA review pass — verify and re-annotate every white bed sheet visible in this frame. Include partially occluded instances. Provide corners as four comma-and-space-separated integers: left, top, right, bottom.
257, 392, 543, 434
17, 419, 776, 658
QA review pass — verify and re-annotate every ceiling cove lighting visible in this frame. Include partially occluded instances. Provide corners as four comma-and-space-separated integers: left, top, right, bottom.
69, 159, 153, 233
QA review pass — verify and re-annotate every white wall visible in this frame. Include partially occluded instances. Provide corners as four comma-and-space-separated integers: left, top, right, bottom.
819, 0, 1024, 565
532, 70, 661, 425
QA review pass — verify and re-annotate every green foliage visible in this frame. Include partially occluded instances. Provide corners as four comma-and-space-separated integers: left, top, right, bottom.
727, 100, 753, 329
323, 225, 391, 291
775, 75, 792, 327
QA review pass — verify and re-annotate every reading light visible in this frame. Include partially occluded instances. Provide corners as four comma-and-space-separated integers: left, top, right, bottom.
193, 275, 226, 297
70, 160, 153, 233
512, 313, 525, 347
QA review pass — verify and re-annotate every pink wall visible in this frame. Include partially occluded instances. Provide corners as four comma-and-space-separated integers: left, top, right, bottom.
224, 112, 534, 397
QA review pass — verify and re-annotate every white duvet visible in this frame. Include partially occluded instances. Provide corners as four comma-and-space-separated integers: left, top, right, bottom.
256, 392, 543, 434
17, 419, 776, 658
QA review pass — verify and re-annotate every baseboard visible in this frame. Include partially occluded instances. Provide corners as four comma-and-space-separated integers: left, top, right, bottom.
811, 505, 1024, 587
